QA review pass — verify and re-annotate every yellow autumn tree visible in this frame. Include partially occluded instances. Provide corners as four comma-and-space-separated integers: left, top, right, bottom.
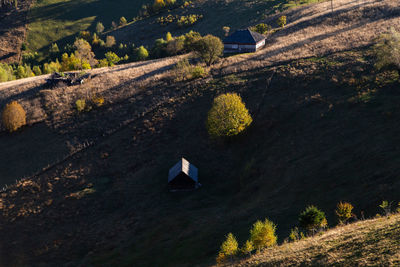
2, 101, 26, 132
206, 93, 252, 138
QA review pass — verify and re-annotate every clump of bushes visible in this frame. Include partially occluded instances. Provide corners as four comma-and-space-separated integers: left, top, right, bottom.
172, 59, 207, 81
206, 93, 252, 138
2, 101, 26, 132
250, 23, 271, 34
299, 205, 327, 234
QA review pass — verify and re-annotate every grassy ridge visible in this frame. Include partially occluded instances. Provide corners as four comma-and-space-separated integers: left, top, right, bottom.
234, 214, 400, 266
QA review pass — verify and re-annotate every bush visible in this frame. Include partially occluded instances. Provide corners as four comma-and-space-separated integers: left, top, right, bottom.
75, 99, 86, 112
136, 46, 149, 61
119, 16, 127, 26
194, 35, 223, 66
105, 36, 116, 48
241, 240, 254, 256
299, 205, 327, 234
191, 65, 207, 79
0, 63, 15, 82
206, 93, 252, 138
32, 65, 42, 76
335, 202, 354, 224
105, 51, 121, 66
251, 23, 271, 34
96, 22, 104, 33
249, 218, 277, 251
43, 60, 61, 74
2, 101, 26, 132
277, 15, 287, 28
374, 28, 400, 76
218, 233, 238, 262
289, 227, 300, 242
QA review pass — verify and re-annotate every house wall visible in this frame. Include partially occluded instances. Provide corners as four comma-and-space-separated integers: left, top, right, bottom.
224, 40, 265, 53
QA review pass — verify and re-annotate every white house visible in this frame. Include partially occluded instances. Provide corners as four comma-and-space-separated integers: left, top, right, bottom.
223, 29, 266, 54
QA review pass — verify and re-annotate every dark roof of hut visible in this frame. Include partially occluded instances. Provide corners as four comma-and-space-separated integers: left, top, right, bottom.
223, 29, 266, 44
168, 158, 198, 183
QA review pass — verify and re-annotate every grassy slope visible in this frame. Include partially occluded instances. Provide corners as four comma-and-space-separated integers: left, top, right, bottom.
1, 47, 400, 266
26, 0, 150, 52
25, 0, 325, 55
233, 214, 400, 266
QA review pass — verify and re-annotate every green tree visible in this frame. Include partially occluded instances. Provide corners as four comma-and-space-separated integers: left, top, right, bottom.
218, 233, 238, 262
119, 16, 127, 26
194, 35, 223, 66
32, 65, 42, 76
96, 22, 105, 33
251, 23, 271, 34
206, 93, 252, 138
335, 202, 354, 224
374, 28, 400, 76
136, 46, 149, 61
277, 15, 287, 28
249, 218, 277, 252
299, 205, 327, 234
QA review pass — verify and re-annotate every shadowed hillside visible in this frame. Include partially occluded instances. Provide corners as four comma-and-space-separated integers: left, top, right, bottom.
0, 0, 399, 266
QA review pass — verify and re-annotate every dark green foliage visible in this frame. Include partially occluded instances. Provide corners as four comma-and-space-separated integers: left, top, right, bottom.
299, 205, 327, 233
193, 35, 223, 66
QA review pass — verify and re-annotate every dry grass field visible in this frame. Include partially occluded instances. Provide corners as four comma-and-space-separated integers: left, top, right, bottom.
230, 214, 400, 266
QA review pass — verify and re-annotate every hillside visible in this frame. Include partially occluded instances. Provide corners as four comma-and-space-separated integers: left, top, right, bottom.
0, 0, 400, 266
231, 214, 400, 266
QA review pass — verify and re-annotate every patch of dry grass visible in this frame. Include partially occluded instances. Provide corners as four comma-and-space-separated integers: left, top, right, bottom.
227, 214, 400, 266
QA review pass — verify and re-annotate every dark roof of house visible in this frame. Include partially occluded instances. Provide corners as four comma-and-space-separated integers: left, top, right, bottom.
223, 29, 266, 44
168, 158, 198, 183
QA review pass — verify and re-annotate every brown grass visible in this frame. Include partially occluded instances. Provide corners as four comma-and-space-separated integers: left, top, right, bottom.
217, 0, 400, 74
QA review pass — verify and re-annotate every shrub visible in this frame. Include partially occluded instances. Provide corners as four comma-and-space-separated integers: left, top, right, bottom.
289, 227, 300, 242
32, 65, 42, 76
374, 28, 400, 76
92, 96, 104, 107
74, 38, 98, 67
335, 202, 354, 224
184, 31, 202, 52
249, 218, 277, 251
2, 101, 26, 132
119, 16, 127, 26
379, 200, 392, 216
105, 51, 121, 66
277, 15, 287, 28
194, 35, 223, 66
241, 240, 254, 256
222, 26, 230, 36
75, 99, 86, 112
105, 36, 116, 48
0, 63, 15, 82
166, 32, 173, 42
96, 22, 104, 33
190, 65, 207, 79
166, 36, 185, 55
299, 205, 327, 234
218, 233, 238, 262
136, 46, 149, 61
43, 60, 61, 74
96, 58, 109, 68
206, 93, 252, 138
251, 23, 271, 34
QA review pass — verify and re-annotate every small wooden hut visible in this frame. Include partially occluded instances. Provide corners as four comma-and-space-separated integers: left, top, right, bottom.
168, 158, 200, 191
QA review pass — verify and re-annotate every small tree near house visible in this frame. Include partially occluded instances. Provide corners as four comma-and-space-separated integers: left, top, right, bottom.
193, 35, 223, 66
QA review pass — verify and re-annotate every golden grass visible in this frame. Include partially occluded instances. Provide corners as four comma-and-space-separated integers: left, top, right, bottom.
228, 214, 400, 266
217, 0, 400, 74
